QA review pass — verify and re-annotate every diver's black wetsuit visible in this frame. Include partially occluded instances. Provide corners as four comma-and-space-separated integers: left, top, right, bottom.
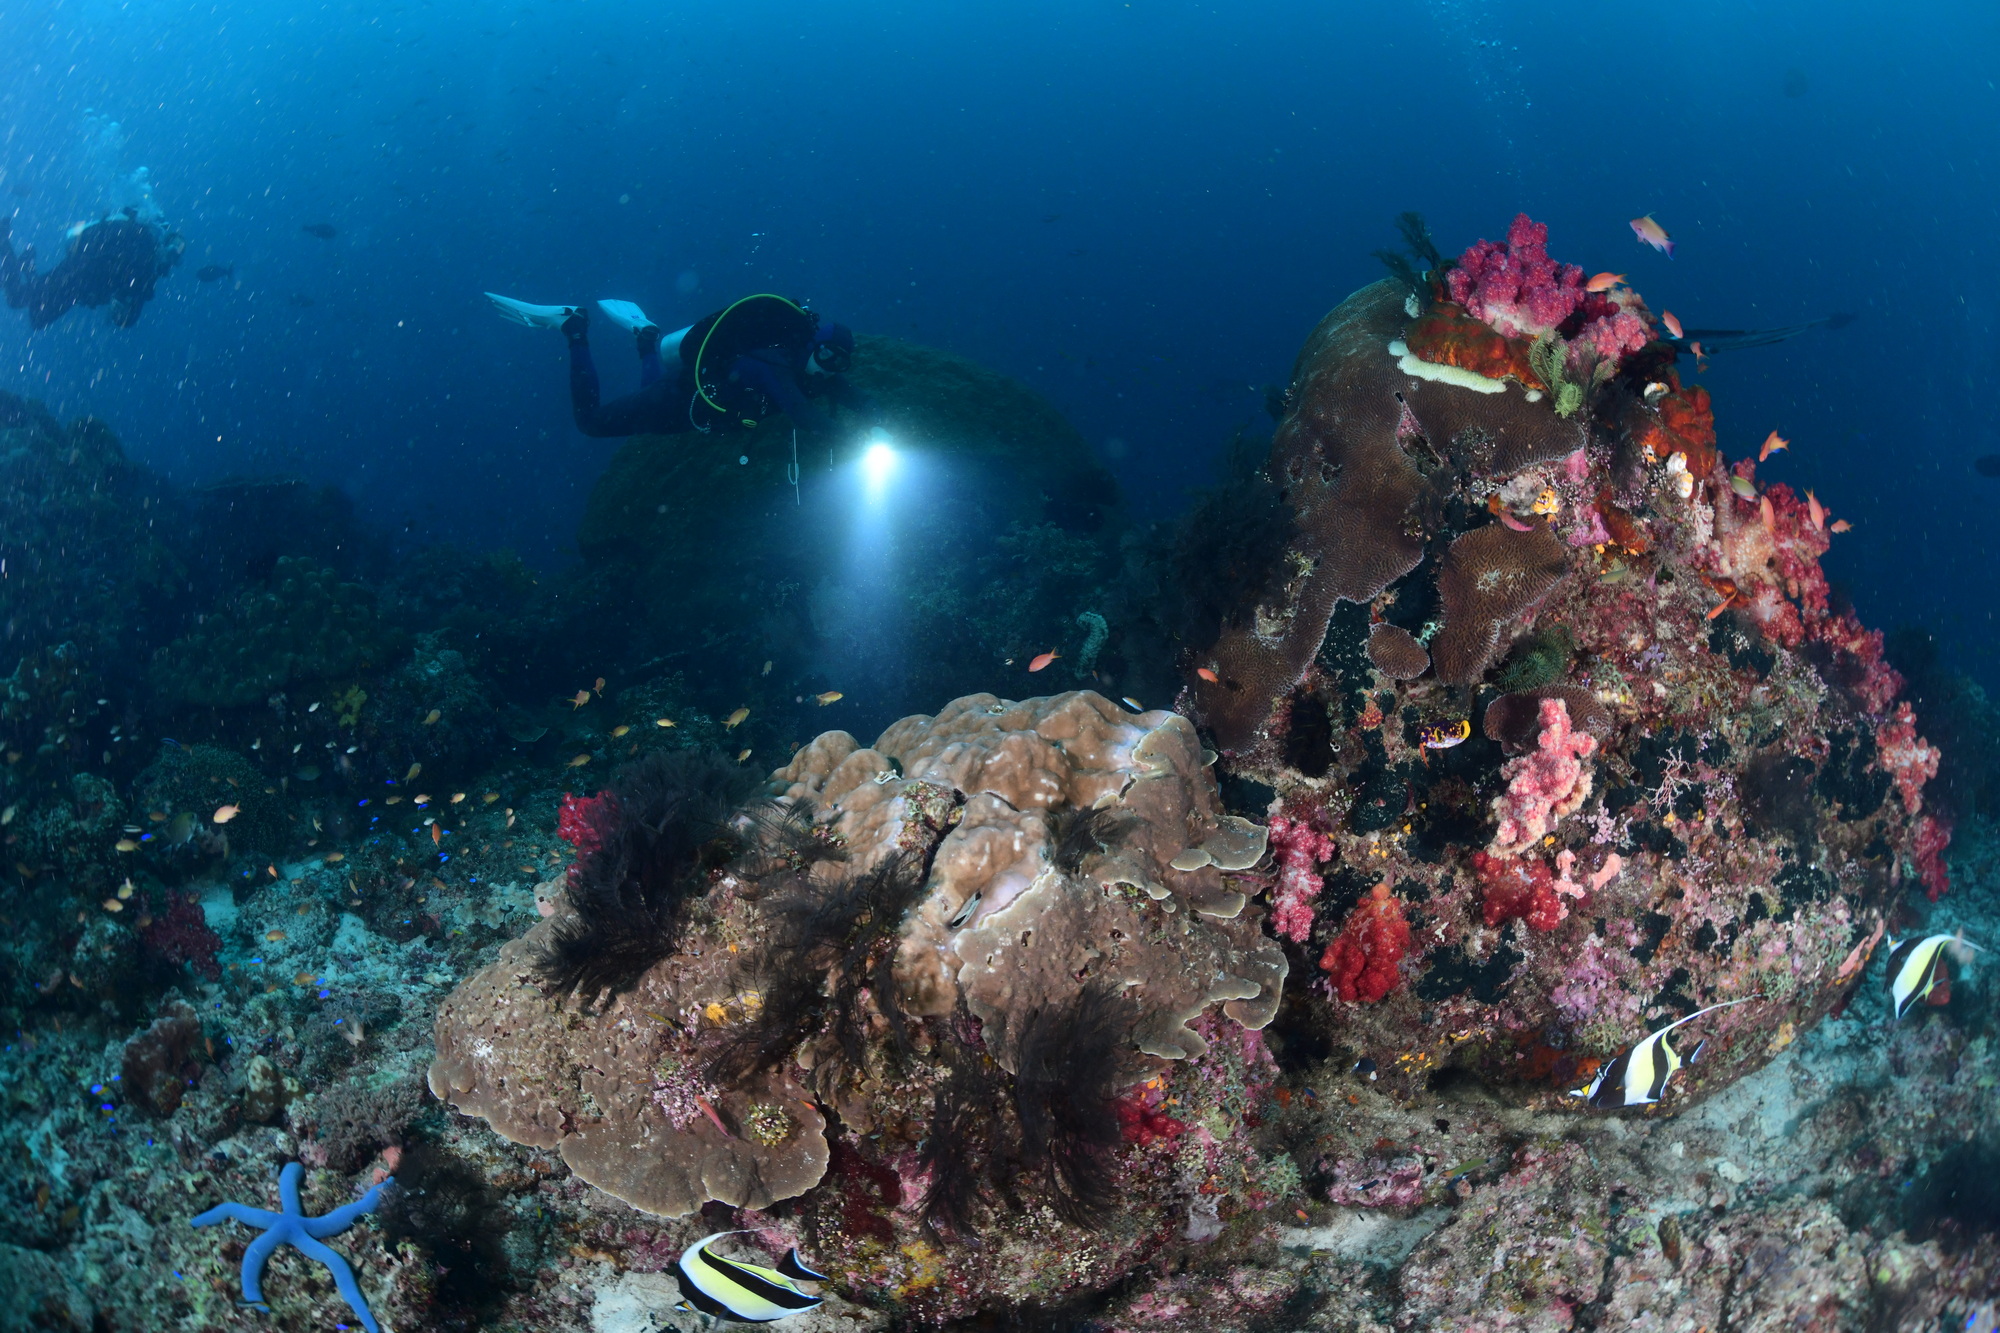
0, 211, 183, 330
568, 296, 871, 439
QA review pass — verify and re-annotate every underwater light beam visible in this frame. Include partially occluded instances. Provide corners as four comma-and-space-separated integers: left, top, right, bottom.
860, 439, 898, 499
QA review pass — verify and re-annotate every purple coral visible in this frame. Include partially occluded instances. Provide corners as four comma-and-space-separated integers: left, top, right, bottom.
1447, 213, 1585, 338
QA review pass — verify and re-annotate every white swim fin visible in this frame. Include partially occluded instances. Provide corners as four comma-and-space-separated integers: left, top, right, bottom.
596, 299, 655, 332
485, 292, 581, 329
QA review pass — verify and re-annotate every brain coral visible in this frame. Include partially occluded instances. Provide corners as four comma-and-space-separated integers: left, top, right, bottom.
1191, 221, 1941, 1115
430, 691, 1285, 1239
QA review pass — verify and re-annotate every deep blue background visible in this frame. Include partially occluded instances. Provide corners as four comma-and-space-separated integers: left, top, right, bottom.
2, 1, 1995, 680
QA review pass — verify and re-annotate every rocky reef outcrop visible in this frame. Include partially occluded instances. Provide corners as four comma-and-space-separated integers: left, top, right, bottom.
1184, 216, 1939, 1114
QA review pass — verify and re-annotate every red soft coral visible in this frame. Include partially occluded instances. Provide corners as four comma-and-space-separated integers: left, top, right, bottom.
1319, 882, 1411, 1003
139, 891, 223, 981
1914, 813, 1952, 902
1266, 814, 1336, 943
1471, 850, 1564, 932
558, 790, 619, 858
1876, 703, 1940, 816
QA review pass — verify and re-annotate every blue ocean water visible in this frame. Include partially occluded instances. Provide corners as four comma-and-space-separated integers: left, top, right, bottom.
3, 0, 1994, 678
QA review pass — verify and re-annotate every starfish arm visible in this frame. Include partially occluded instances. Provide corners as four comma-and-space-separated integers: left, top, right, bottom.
303, 1179, 393, 1239
294, 1235, 382, 1333
278, 1161, 306, 1215
238, 1225, 288, 1306
191, 1202, 282, 1229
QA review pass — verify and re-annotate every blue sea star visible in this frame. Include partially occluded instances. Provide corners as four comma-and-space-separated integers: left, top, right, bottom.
192, 1161, 394, 1333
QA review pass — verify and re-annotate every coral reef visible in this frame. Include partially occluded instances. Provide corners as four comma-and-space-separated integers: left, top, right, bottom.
151, 556, 401, 710
0, 272, 1989, 1333
1185, 213, 1946, 1127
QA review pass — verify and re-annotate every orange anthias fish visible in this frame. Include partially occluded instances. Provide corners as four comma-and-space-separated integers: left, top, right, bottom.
570, 689, 591, 709
1759, 495, 1776, 534
1197, 666, 1220, 683
1660, 311, 1684, 340
213, 804, 240, 824
1759, 431, 1789, 462
1630, 214, 1675, 259
1027, 650, 1060, 672
1806, 490, 1826, 532
1585, 272, 1626, 293
1830, 519, 1853, 533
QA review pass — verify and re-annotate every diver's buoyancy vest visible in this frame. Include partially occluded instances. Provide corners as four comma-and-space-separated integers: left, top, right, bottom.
684, 294, 819, 430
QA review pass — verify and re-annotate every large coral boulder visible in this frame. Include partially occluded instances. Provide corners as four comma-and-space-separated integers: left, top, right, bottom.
430, 692, 1295, 1321
1190, 236, 1938, 1114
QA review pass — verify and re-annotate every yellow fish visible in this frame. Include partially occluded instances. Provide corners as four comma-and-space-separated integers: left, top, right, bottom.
814, 691, 843, 706
450, 792, 466, 804
103, 898, 124, 912
725, 708, 750, 730
761, 660, 773, 676
325, 851, 345, 862
655, 717, 677, 728
610, 724, 631, 737
483, 792, 500, 803
567, 754, 592, 768
404, 762, 422, 782
114, 838, 140, 852
571, 689, 592, 709
737, 748, 753, 763
266, 929, 287, 942
1629, 213, 1675, 259
423, 709, 441, 725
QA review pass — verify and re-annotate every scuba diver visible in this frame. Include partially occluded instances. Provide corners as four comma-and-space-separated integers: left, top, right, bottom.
0, 207, 185, 330
487, 291, 875, 440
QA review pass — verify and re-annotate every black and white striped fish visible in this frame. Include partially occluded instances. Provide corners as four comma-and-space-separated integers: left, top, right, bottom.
673, 1231, 827, 1323
1886, 932, 1983, 1020
1570, 998, 1754, 1109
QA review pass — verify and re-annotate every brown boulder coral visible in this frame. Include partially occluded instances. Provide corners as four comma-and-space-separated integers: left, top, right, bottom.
1189, 279, 1586, 752
430, 691, 1289, 1307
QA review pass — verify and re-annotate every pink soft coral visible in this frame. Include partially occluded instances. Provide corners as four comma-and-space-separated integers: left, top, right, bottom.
1875, 702, 1940, 816
1265, 814, 1335, 943
1446, 213, 1585, 339
1446, 214, 1649, 365
1489, 698, 1597, 855
1577, 305, 1650, 362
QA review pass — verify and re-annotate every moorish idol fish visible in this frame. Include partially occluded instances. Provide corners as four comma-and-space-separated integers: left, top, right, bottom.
1886, 932, 1984, 1021
673, 1231, 827, 1323
1570, 998, 1755, 1110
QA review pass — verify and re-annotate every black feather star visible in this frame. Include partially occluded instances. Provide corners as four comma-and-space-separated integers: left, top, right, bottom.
532, 749, 753, 1002
1010, 983, 1134, 1229
708, 851, 931, 1088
